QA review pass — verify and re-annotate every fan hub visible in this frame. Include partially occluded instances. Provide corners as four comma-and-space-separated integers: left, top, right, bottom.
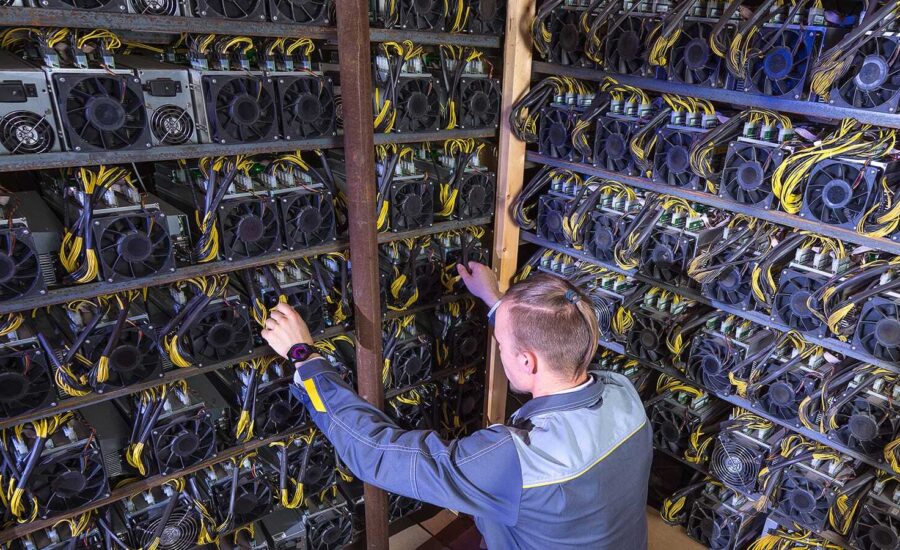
293, 93, 323, 120
870, 525, 899, 549
874, 317, 900, 347
788, 488, 816, 513
548, 122, 568, 148
477, 0, 498, 20
639, 330, 659, 350
665, 145, 690, 174
469, 90, 491, 116
856, 55, 890, 92
736, 161, 765, 191
269, 400, 292, 424
849, 413, 878, 441
51, 470, 87, 497
559, 24, 579, 52
236, 214, 265, 243
406, 91, 429, 120
85, 96, 127, 132
13, 123, 40, 147
414, 0, 434, 11
769, 382, 795, 407
701, 355, 724, 375
152, 106, 192, 145
119, 231, 154, 263
401, 194, 424, 219
235, 492, 260, 512
296, 206, 323, 233
822, 179, 853, 209
160, 525, 185, 548
208, 322, 236, 348
592, 226, 614, 251
0, 372, 27, 402
660, 421, 680, 444
402, 356, 424, 376
650, 245, 674, 268
763, 46, 795, 80
229, 94, 261, 126
618, 31, 641, 61
304, 464, 324, 486
171, 431, 200, 458
788, 290, 813, 319
0, 253, 15, 284
684, 39, 710, 69
723, 455, 744, 475
464, 183, 487, 209
459, 335, 479, 358
718, 268, 742, 292
604, 133, 627, 160
110, 344, 142, 373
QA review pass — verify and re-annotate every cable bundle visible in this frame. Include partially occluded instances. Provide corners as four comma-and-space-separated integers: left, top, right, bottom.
509, 76, 590, 142
374, 41, 426, 133
580, 0, 622, 66
233, 356, 281, 442
510, 166, 582, 230
437, 139, 486, 217
647, 0, 698, 68
687, 215, 779, 290
125, 381, 187, 477
438, 46, 492, 130
158, 275, 231, 368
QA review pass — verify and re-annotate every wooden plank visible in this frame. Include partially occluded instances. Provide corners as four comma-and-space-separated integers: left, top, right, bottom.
484, 0, 535, 425
335, 3, 390, 549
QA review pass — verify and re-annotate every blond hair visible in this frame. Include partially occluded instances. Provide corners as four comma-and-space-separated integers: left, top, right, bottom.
502, 273, 599, 380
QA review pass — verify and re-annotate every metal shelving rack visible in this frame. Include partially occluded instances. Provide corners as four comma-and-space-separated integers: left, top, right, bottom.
0, 2, 507, 546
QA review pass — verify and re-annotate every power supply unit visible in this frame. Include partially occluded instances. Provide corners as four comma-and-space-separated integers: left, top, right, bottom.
45, 68, 152, 152
252, 507, 307, 549
0, 191, 61, 302
193, 71, 279, 144
118, 56, 199, 146
0, 52, 61, 155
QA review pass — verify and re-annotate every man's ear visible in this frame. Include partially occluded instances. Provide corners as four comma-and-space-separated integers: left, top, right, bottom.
520, 349, 539, 375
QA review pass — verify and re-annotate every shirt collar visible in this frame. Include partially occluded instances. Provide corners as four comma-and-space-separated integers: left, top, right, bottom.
509, 372, 605, 424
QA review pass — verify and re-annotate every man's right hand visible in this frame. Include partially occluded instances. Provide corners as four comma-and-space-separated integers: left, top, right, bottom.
457, 262, 501, 308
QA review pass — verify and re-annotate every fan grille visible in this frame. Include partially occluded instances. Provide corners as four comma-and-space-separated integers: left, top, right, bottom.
150, 105, 194, 145
0, 111, 55, 154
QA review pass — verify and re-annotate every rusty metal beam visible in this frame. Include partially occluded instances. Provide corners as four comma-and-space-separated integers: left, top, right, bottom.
335, 3, 390, 549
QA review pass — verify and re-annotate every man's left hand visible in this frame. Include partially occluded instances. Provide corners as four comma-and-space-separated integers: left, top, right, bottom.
261, 302, 313, 359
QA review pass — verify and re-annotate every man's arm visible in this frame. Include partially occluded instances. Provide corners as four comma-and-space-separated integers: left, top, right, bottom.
291, 359, 522, 526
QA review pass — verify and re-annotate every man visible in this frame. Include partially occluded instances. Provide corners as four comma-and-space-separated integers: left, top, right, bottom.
261, 263, 652, 549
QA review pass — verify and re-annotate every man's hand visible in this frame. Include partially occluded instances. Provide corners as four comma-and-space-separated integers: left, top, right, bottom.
457, 262, 501, 307
261, 302, 314, 359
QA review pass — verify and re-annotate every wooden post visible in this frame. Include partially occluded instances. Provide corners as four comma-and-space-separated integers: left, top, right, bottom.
334, 3, 390, 549
485, 0, 536, 425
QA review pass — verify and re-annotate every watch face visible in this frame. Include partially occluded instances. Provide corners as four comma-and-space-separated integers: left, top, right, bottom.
290, 343, 312, 361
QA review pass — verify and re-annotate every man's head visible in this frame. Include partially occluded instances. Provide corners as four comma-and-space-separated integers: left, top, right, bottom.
493, 273, 599, 396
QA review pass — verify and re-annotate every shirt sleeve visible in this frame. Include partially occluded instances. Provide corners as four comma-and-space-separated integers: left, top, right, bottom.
290, 358, 522, 526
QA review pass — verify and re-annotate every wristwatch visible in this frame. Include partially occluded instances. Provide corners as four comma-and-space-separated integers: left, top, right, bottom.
287, 343, 315, 363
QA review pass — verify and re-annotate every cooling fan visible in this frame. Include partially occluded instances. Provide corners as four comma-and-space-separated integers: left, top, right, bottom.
213, 476, 274, 526
254, 382, 308, 437
129, 0, 180, 15
830, 35, 900, 113
29, 444, 109, 517
150, 410, 217, 475
51, 72, 151, 152
703, 265, 754, 309
413, 255, 443, 304
192, 0, 266, 19
584, 211, 625, 262
92, 211, 175, 282
29, 0, 127, 12
148, 105, 194, 145
687, 337, 739, 394
854, 297, 900, 363
720, 141, 783, 208
279, 190, 337, 249
275, 75, 337, 139
669, 22, 725, 87
685, 498, 740, 549
751, 367, 810, 423
201, 74, 278, 143
185, 300, 254, 365
745, 28, 818, 99
0, 346, 54, 419
626, 314, 668, 363
467, 0, 505, 34
709, 432, 766, 494
389, 396, 434, 430
0, 111, 56, 154
306, 507, 353, 550
0, 227, 48, 301
458, 78, 501, 128
538, 106, 576, 160
830, 395, 899, 456
640, 230, 691, 281
391, 0, 446, 30
128, 498, 203, 550
653, 128, 702, 189
774, 469, 834, 530
649, 400, 691, 456
389, 179, 434, 231
268, 0, 331, 23
850, 495, 900, 550
537, 195, 570, 244
219, 198, 282, 260
593, 117, 637, 174
801, 160, 881, 228
295, 438, 337, 495
449, 321, 485, 366
393, 78, 441, 132
281, 283, 328, 335
80, 322, 161, 389
390, 339, 433, 388
389, 494, 422, 521
605, 16, 651, 75
773, 270, 827, 336
455, 171, 495, 219
542, 8, 588, 66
